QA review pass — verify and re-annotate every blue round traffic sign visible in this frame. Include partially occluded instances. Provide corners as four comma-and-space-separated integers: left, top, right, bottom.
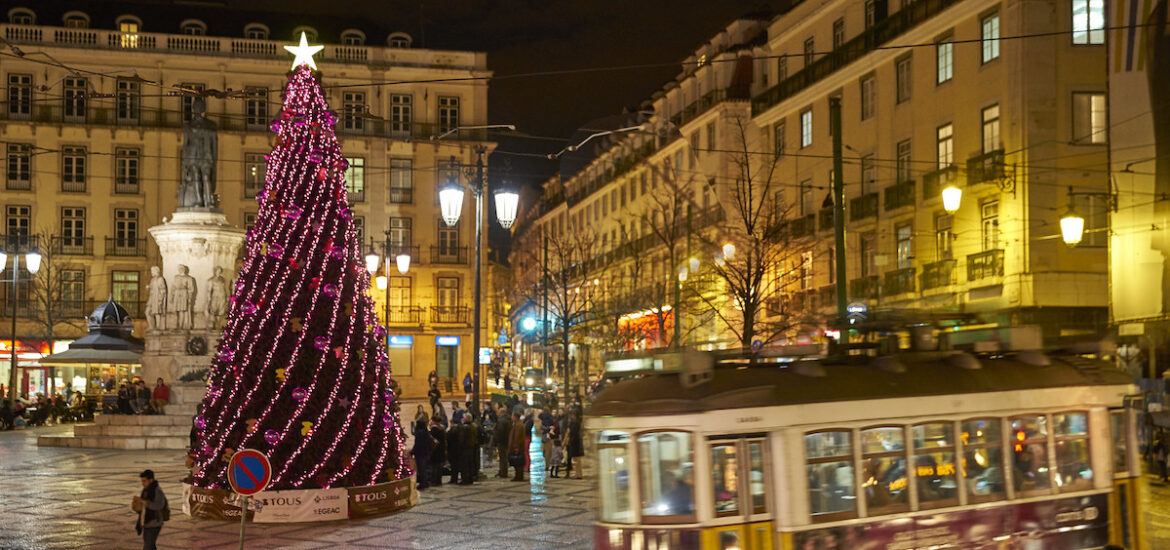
228, 449, 272, 496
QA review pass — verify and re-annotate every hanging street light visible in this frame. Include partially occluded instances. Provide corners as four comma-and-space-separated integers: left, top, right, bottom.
495, 187, 520, 230
364, 250, 381, 273
439, 182, 465, 228
722, 242, 736, 260
1060, 209, 1085, 246
395, 253, 411, 274
375, 275, 388, 290
942, 184, 962, 214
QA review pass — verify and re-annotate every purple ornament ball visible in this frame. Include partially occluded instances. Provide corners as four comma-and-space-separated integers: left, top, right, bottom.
292, 387, 307, 402
264, 429, 280, 445
194, 415, 205, 429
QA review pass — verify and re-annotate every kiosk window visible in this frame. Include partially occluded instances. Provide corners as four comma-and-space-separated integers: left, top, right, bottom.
961, 418, 1005, 502
638, 432, 695, 520
748, 441, 767, 514
1055, 412, 1093, 491
598, 431, 632, 524
805, 431, 855, 518
1011, 415, 1052, 493
711, 443, 739, 516
861, 426, 909, 515
913, 423, 958, 509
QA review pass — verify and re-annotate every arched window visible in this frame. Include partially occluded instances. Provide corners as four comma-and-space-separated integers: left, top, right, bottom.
386, 32, 412, 48
243, 23, 269, 40
292, 26, 317, 43
8, 8, 35, 25
180, 19, 206, 36
340, 29, 365, 46
116, 15, 142, 48
62, 11, 89, 29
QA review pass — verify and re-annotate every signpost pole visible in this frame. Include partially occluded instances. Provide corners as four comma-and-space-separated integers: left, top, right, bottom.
237, 495, 248, 550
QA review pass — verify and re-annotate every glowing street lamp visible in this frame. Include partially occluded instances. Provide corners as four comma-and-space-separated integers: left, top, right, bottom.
722, 242, 736, 260
439, 182, 465, 228
1061, 208, 1085, 246
494, 188, 520, 229
395, 253, 411, 274
942, 184, 962, 214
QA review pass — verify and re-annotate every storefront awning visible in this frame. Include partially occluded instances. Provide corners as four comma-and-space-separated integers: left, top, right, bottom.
39, 348, 142, 365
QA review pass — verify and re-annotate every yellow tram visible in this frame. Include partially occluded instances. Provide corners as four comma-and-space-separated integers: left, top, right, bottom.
585, 331, 1143, 549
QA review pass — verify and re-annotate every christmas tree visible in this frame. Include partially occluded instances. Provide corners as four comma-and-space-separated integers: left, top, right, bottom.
189, 49, 408, 491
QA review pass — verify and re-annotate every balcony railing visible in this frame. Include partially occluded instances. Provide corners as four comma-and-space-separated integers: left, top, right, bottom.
883, 180, 915, 211
347, 187, 365, 203
6, 177, 31, 191
430, 245, 468, 265
922, 165, 959, 201
849, 275, 880, 300
61, 179, 86, 193
430, 306, 469, 324
2, 298, 145, 318
883, 267, 916, 296
791, 214, 816, 239
920, 259, 956, 290
105, 237, 147, 257
384, 305, 423, 325
670, 88, 736, 128
818, 208, 834, 232
1, 234, 37, 248
967, 249, 1004, 281
817, 285, 836, 309
51, 235, 93, 256
114, 179, 139, 194
849, 193, 879, 222
389, 187, 413, 204
967, 149, 1005, 184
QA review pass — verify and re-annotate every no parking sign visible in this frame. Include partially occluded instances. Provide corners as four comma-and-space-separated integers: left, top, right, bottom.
228, 449, 272, 496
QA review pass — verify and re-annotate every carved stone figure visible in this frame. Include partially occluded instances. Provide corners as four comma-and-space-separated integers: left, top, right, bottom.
204, 266, 229, 328
171, 264, 198, 330
178, 97, 219, 210
145, 266, 168, 330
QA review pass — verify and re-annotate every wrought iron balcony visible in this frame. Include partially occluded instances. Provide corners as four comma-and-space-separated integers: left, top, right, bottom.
1, 234, 37, 248
967, 149, 1005, 184
430, 306, 469, 324
920, 259, 956, 290
389, 187, 413, 204
347, 187, 365, 203
51, 235, 94, 256
114, 178, 139, 194
384, 305, 423, 325
105, 237, 147, 257
430, 245, 468, 265
883, 267, 916, 296
791, 214, 816, 239
61, 179, 86, 193
849, 275, 880, 300
6, 177, 31, 191
967, 249, 1004, 281
883, 180, 915, 211
849, 193, 879, 222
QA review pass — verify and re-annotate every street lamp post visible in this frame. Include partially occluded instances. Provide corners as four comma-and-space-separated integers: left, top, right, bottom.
2, 238, 42, 405
438, 147, 519, 417
366, 230, 412, 331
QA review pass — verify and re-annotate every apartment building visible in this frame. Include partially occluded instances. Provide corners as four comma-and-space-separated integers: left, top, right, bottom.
751, 0, 1110, 337
0, 3, 491, 398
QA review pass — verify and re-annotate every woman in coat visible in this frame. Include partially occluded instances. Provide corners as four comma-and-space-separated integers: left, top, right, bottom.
565, 408, 585, 480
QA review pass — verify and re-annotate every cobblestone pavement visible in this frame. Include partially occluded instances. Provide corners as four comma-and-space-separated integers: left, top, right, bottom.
0, 425, 594, 549
1143, 470, 1170, 548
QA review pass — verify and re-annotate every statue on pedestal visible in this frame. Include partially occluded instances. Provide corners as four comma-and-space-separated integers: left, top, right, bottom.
171, 264, 198, 330
145, 266, 168, 330
204, 266, 229, 329
179, 97, 219, 210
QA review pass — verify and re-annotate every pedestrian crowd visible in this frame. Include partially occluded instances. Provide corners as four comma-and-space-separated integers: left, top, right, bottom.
410, 371, 585, 489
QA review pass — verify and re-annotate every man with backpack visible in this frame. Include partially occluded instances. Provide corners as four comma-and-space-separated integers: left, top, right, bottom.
132, 469, 168, 549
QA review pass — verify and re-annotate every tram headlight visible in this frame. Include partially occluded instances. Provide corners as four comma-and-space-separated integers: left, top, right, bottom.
525, 377, 534, 386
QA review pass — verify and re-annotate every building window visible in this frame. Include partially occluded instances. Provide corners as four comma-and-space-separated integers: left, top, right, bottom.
388, 217, 412, 248
244, 23, 268, 40
861, 155, 876, 194
439, 96, 460, 134
1010, 415, 1051, 494
805, 431, 856, 518
352, 216, 365, 245
895, 224, 913, 269
438, 221, 459, 256
244, 153, 266, 198
114, 148, 140, 194
832, 19, 845, 50
118, 18, 141, 48
390, 94, 412, 136
180, 20, 206, 35
912, 423, 958, 509
773, 121, 786, 157
860, 233, 876, 277
688, 133, 698, 168
982, 104, 1001, 153
116, 79, 140, 121
896, 140, 912, 182
387, 33, 412, 48
244, 212, 257, 227
115, 209, 138, 245
981, 13, 1000, 62
896, 56, 912, 103
245, 87, 268, 128
1073, 92, 1107, 144
62, 147, 87, 192
436, 276, 460, 307
63, 12, 89, 29
388, 276, 411, 308
936, 39, 953, 84
1074, 194, 1109, 247
342, 91, 365, 130
180, 83, 205, 123
10, 8, 35, 25
936, 124, 953, 168
777, 56, 787, 82
706, 122, 716, 153
1054, 412, 1093, 492
292, 27, 317, 43
800, 109, 813, 148
61, 269, 86, 312
981, 200, 999, 250
861, 426, 910, 515
1072, 0, 1105, 45
341, 31, 365, 46
63, 77, 87, 119
389, 159, 413, 203
962, 419, 1004, 503
6, 205, 30, 237
345, 157, 364, 202
638, 432, 696, 519
804, 37, 815, 67
865, 0, 877, 28
860, 76, 876, 121
799, 179, 814, 216
8, 74, 31, 117
61, 207, 86, 248
111, 270, 140, 306
935, 213, 953, 260
7, 144, 32, 190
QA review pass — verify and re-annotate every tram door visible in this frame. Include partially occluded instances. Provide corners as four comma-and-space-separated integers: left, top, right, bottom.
707, 436, 773, 550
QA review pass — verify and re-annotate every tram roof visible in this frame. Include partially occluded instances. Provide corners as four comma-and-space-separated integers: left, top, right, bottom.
587, 353, 1133, 417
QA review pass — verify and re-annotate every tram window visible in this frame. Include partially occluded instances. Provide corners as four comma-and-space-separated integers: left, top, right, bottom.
961, 419, 1005, 503
1111, 410, 1129, 475
805, 431, 856, 519
913, 423, 958, 509
1011, 415, 1052, 494
599, 444, 633, 524
748, 441, 767, 514
861, 426, 910, 515
1055, 412, 1093, 491
638, 432, 695, 520
711, 444, 740, 516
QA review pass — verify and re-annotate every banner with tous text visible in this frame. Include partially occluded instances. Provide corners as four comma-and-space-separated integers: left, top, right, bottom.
252, 487, 348, 523
183, 484, 254, 522
348, 477, 416, 519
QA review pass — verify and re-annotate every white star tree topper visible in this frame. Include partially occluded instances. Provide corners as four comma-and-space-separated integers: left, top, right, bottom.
284, 32, 324, 70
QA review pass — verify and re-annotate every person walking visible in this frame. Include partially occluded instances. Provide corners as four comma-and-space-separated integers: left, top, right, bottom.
507, 411, 527, 481
493, 405, 512, 478
132, 469, 168, 550
446, 418, 464, 485
150, 379, 170, 415
428, 416, 446, 487
565, 408, 585, 480
411, 417, 433, 490
462, 372, 473, 410
459, 414, 479, 484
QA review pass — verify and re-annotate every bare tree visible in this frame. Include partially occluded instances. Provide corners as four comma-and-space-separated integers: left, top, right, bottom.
23, 230, 89, 394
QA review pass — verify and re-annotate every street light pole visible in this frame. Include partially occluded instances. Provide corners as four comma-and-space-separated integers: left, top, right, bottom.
3, 238, 41, 406
471, 145, 486, 417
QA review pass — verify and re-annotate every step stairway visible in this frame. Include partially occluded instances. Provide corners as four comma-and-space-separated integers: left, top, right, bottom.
37, 383, 203, 450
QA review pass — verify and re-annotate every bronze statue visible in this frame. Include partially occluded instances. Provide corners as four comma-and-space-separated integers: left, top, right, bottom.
179, 97, 219, 210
